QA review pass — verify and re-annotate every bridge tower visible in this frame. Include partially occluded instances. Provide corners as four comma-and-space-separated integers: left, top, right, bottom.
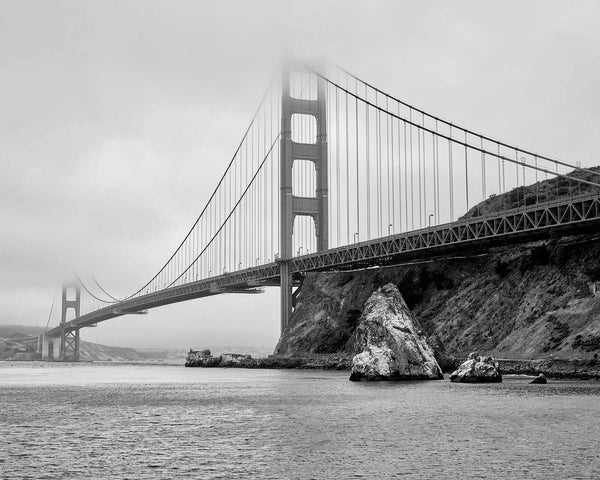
59, 281, 81, 361
279, 65, 328, 332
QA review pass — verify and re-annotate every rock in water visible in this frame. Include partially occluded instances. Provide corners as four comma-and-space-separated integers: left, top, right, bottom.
530, 373, 547, 384
349, 284, 443, 381
185, 349, 221, 367
449, 352, 502, 383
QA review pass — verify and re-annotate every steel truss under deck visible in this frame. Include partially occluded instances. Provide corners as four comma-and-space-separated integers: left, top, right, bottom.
291, 193, 600, 272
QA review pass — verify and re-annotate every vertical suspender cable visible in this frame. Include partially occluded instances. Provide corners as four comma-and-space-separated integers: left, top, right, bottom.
422, 113, 426, 227
417, 117, 422, 228
409, 109, 414, 229
378, 101, 382, 236
515, 150, 520, 207
403, 121, 408, 231
497, 142, 502, 196
345, 80, 350, 244
390, 105, 395, 233
270, 87, 274, 259
432, 126, 437, 224
464, 131, 469, 211
336, 83, 340, 245
365, 84, 371, 239
500, 144, 505, 193
397, 106, 403, 232
355, 78, 360, 241
535, 155, 539, 203
385, 96, 394, 233
264, 94, 268, 262
481, 137, 486, 200
449, 125, 454, 221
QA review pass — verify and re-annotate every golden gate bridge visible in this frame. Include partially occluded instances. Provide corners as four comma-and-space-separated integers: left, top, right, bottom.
40, 61, 600, 360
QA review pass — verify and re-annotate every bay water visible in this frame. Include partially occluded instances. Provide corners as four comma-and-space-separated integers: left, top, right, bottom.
1, 362, 599, 479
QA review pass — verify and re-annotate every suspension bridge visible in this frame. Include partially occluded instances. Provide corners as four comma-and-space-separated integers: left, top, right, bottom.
40, 61, 600, 361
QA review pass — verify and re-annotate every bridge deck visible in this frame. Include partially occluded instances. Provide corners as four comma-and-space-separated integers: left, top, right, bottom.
47, 193, 600, 336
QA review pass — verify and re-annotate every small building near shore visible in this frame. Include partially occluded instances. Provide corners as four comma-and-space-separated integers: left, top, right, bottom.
188, 348, 212, 358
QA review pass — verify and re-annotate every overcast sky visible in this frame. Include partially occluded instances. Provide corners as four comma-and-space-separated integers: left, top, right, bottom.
1, 0, 599, 349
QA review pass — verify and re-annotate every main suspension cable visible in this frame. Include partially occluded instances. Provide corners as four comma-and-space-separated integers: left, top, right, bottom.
168, 132, 281, 287
334, 64, 600, 178
119, 76, 277, 300
309, 68, 600, 189
76, 274, 118, 304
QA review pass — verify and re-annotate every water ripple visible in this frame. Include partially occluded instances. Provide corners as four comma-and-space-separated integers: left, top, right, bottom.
0, 364, 599, 479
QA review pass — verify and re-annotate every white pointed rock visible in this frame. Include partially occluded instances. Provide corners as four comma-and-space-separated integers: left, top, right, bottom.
349, 284, 443, 381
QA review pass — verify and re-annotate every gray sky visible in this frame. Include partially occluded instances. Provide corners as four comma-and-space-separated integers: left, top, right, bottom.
1, 0, 599, 349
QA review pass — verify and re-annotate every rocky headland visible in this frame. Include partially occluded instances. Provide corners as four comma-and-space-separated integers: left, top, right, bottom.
270, 168, 600, 379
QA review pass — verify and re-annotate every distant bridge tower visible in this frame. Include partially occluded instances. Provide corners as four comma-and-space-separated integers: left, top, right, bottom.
279, 65, 328, 332
59, 281, 81, 361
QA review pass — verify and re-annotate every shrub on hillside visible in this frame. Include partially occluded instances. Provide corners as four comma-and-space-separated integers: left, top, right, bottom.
494, 259, 510, 277
572, 334, 600, 352
519, 245, 550, 273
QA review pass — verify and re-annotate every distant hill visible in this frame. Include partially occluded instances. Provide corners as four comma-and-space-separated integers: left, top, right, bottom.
0, 325, 46, 339
0, 325, 268, 362
0, 325, 183, 362
77, 341, 151, 362
461, 165, 600, 219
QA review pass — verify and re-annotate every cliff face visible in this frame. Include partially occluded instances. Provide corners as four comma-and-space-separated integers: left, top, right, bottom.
277, 234, 600, 361
276, 234, 600, 361
276, 168, 600, 362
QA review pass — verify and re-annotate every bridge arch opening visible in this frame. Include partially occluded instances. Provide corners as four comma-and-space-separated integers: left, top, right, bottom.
291, 114, 317, 144
289, 71, 318, 101
292, 160, 316, 198
64, 309, 77, 322
65, 286, 78, 302
293, 215, 317, 256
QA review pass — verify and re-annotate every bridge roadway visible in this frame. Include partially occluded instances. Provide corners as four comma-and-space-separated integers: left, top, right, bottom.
47, 192, 600, 337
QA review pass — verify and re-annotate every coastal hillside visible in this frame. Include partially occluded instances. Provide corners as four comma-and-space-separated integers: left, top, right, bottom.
0, 327, 162, 361
0, 326, 264, 362
276, 168, 600, 362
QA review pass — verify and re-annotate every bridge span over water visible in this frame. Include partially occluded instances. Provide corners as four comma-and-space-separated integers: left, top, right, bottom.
43, 62, 600, 361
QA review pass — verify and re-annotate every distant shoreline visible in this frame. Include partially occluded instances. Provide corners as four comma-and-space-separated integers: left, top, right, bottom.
185, 353, 600, 379
3, 356, 599, 380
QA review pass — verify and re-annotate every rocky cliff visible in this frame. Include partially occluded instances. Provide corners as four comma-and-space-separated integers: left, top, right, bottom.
275, 168, 600, 364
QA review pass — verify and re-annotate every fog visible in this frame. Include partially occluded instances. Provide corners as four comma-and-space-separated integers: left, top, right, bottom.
1, 0, 599, 348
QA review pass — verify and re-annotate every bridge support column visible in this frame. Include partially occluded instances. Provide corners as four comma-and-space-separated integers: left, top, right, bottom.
59, 282, 81, 362
279, 261, 292, 333
60, 328, 80, 362
279, 63, 328, 333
